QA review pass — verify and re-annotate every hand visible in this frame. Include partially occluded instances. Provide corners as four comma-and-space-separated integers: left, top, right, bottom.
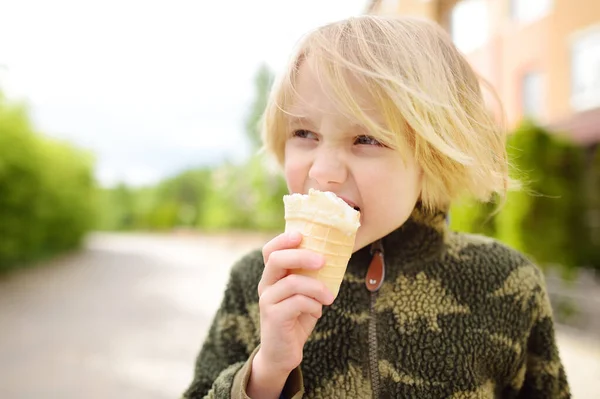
247, 232, 334, 398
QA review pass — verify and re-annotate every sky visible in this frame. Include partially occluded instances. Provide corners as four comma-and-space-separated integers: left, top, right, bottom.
0, 0, 370, 187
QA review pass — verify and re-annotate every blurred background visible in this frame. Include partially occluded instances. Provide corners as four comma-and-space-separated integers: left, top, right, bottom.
0, 0, 598, 398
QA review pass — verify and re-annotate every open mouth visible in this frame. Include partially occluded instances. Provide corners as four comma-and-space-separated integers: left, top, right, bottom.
340, 197, 360, 212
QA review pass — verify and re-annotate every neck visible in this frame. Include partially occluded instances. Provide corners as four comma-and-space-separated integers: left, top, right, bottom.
347, 204, 448, 274
382, 204, 448, 265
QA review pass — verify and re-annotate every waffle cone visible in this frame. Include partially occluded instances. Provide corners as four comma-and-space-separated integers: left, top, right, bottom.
283, 190, 360, 299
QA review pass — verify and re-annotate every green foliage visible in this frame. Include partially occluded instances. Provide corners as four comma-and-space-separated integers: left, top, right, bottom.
98, 158, 288, 233
96, 169, 213, 231
197, 156, 287, 231
510, 123, 588, 272
95, 184, 140, 231
146, 169, 211, 229
493, 190, 531, 254
587, 148, 600, 268
0, 92, 97, 271
449, 198, 496, 237
245, 64, 274, 151
451, 121, 598, 274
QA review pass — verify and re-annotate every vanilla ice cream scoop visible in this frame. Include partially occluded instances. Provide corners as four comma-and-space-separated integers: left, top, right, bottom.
283, 189, 361, 299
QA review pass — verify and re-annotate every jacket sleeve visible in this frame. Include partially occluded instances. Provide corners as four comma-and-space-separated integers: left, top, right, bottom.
182, 253, 262, 398
517, 269, 571, 399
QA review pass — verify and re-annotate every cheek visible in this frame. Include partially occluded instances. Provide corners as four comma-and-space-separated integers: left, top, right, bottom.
359, 160, 422, 211
283, 149, 309, 192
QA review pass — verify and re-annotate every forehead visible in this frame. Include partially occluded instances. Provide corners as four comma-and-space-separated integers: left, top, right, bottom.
287, 57, 379, 121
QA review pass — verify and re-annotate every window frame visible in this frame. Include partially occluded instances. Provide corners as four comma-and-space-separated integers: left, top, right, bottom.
521, 70, 545, 121
570, 25, 600, 112
509, 0, 553, 24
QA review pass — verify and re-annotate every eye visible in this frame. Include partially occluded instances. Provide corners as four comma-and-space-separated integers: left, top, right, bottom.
292, 129, 317, 140
354, 135, 384, 146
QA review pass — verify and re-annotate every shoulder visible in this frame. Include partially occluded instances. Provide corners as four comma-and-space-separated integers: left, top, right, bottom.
443, 232, 552, 324
216, 248, 265, 311
443, 231, 545, 289
227, 248, 265, 293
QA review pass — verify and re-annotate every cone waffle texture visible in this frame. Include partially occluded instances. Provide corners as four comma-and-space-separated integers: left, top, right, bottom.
283, 189, 360, 299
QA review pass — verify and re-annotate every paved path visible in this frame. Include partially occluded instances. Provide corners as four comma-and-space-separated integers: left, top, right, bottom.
0, 232, 598, 398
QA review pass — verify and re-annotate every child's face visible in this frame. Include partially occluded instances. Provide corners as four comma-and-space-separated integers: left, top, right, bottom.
284, 59, 423, 251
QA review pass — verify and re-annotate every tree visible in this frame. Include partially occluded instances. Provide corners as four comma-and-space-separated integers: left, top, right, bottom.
245, 64, 275, 152
0, 89, 97, 271
450, 121, 597, 276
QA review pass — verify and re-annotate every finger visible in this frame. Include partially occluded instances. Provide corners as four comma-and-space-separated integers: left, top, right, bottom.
272, 294, 323, 321
262, 232, 302, 264
258, 249, 325, 296
260, 274, 334, 307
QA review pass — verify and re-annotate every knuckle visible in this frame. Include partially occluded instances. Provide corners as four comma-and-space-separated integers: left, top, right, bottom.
267, 250, 281, 266
289, 294, 303, 308
258, 290, 270, 309
261, 244, 270, 262
298, 293, 312, 307
257, 277, 265, 291
262, 233, 287, 261
257, 277, 270, 297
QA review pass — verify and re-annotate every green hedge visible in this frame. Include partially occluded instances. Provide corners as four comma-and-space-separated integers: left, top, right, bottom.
450, 121, 598, 275
198, 156, 288, 232
0, 93, 97, 271
98, 155, 288, 233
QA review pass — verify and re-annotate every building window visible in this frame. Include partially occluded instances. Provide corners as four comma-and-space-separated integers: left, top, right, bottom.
522, 71, 544, 121
450, 0, 489, 53
374, 0, 399, 14
510, 0, 553, 24
571, 29, 600, 111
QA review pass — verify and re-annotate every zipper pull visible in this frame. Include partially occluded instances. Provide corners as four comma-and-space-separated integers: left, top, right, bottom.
365, 239, 385, 292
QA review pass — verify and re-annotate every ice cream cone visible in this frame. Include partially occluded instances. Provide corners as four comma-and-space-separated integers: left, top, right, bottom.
283, 189, 360, 299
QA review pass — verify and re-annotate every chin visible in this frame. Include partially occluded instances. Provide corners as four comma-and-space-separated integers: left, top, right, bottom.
352, 231, 373, 253
352, 221, 403, 252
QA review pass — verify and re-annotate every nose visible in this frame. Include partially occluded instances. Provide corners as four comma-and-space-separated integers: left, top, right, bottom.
308, 147, 348, 187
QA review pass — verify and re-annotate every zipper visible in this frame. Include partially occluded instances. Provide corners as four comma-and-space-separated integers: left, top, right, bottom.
366, 240, 385, 399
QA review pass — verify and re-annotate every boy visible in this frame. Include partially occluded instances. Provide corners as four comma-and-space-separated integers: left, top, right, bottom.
183, 16, 570, 399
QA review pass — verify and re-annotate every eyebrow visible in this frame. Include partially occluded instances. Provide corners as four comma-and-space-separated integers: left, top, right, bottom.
287, 115, 317, 128
287, 118, 376, 137
287, 112, 386, 130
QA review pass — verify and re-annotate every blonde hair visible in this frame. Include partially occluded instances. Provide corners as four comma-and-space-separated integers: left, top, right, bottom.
261, 15, 512, 211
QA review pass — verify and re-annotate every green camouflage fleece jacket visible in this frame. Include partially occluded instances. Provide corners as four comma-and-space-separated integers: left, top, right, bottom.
183, 207, 570, 398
